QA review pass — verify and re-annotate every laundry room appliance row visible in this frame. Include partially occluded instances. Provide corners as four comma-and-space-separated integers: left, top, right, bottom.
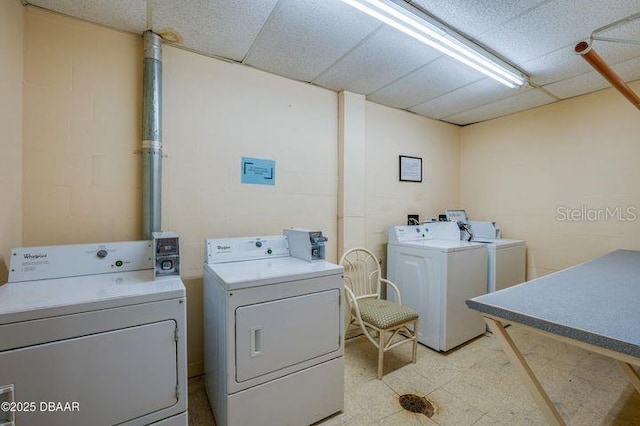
203, 228, 344, 426
386, 218, 526, 352
0, 238, 188, 426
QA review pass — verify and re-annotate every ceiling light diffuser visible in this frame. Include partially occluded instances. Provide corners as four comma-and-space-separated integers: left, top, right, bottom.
341, 0, 528, 88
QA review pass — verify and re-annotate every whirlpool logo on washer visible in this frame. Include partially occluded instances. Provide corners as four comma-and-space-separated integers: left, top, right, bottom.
23, 253, 48, 260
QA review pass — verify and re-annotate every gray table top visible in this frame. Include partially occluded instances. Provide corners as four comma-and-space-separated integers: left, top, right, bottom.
467, 249, 640, 359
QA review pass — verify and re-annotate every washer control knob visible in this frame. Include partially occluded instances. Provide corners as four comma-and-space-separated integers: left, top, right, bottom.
255, 241, 263, 248
267, 248, 273, 255
97, 249, 108, 258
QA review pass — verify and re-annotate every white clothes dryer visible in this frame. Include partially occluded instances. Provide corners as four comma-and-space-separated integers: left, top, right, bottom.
387, 225, 488, 352
472, 238, 526, 292
0, 241, 188, 426
468, 221, 526, 293
203, 235, 344, 426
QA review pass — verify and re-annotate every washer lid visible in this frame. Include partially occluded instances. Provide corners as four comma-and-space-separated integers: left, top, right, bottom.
390, 239, 485, 252
204, 257, 344, 290
473, 238, 526, 249
0, 270, 185, 325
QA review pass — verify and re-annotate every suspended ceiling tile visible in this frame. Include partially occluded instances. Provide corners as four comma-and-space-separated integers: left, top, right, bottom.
590, 37, 640, 65
443, 89, 556, 125
367, 56, 484, 109
312, 26, 442, 95
522, 46, 591, 86
543, 56, 640, 99
244, 0, 380, 83
523, 41, 640, 87
543, 74, 609, 100
476, 0, 640, 65
597, 15, 640, 40
409, 78, 523, 119
150, 0, 279, 62
615, 56, 640, 82
408, 0, 545, 39
27, 0, 147, 33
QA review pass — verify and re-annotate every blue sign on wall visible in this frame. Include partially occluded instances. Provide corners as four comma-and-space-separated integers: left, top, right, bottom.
241, 157, 275, 185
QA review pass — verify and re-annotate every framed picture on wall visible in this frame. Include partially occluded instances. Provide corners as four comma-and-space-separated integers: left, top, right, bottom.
399, 155, 422, 182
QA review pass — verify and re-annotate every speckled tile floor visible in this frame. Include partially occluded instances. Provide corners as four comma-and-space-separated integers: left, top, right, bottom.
188, 325, 640, 425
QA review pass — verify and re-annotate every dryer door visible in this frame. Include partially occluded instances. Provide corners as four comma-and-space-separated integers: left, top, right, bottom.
235, 289, 341, 382
0, 320, 177, 426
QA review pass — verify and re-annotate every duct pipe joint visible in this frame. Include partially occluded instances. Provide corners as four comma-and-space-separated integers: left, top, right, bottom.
142, 140, 163, 151
144, 31, 162, 60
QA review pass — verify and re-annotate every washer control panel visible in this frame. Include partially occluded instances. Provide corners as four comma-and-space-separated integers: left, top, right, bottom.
205, 236, 289, 264
8, 241, 153, 283
388, 225, 433, 243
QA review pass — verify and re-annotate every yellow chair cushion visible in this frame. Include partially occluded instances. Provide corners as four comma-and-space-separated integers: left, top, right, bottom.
357, 298, 418, 329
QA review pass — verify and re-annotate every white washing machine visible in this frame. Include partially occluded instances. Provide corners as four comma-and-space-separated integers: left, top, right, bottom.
386, 225, 488, 352
203, 235, 344, 426
0, 241, 188, 426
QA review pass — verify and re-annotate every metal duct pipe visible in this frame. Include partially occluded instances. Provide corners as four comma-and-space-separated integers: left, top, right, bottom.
575, 41, 640, 110
142, 31, 163, 239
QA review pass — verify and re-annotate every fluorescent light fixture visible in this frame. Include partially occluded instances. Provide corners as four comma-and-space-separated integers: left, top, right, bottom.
341, 0, 527, 88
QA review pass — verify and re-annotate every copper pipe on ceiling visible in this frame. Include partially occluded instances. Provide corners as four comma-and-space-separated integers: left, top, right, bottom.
574, 41, 640, 110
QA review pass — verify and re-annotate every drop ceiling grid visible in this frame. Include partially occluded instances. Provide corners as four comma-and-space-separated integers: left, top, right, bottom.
523, 39, 640, 87
408, 0, 551, 39
242, 0, 381, 83
367, 56, 486, 109
474, 0, 640, 66
311, 26, 443, 95
442, 88, 556, 125
543, 56, 640, 99
598, 15, 640, 39
409, 78, 522, 119
150, 0, 280, 62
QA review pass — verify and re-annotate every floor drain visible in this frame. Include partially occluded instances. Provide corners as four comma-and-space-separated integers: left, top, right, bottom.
399, 394, 434, 417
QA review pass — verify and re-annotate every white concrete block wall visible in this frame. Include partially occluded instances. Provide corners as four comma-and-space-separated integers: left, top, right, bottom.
364, 102, 461, 262
22, 7, 142, 247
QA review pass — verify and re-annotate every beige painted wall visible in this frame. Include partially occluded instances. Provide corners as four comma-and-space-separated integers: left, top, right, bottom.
364, 102, 460, 262
0, 0, 23, 283
162, 46, 339, 375
23, 7, 142, 246
460, 81, 640, 278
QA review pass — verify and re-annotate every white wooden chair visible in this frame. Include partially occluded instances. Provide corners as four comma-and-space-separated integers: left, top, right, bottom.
340, 247, 419, 379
